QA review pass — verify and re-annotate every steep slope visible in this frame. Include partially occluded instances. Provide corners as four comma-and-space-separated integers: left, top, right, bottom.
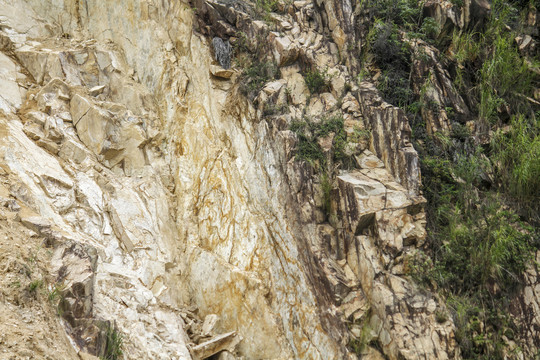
347, 0, 540, 359
1, 0, 536, 359
1, 0, 347, 358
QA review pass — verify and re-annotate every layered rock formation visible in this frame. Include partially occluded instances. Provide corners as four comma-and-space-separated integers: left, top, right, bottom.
2, 0, 518, 359
424, 0, 491, 37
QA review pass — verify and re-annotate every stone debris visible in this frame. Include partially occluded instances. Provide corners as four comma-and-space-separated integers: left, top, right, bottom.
188, 0, 462, 357
0, 2, 209, 357
201, 314, 219, 336
336, 166, 456, 359
356, 82, 421, 195
339, 290, 369, 321
209, 65, 235, 79
355, 150, 384, 169
509, 252, 540, 357
89, 85, 106, 97
191, 331, 239, 360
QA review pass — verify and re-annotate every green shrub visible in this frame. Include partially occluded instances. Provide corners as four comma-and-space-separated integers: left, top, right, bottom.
492, 115, 540, 216
304, 68, 329, 94
368, 1, 540, 358
296, 134, 325, 164
477, 34, 533, 124
316, 116, 345, 137
420, 156, 456, 229
450, 0, 464, 7
408, 251, 437, 287
240, 60, 278, 100
365, 0, 422, 30
290, 116, 347, 166
420, 17, 440, 40
377, 68, 412, 107
47, 283, 64, 303
255, 0, 278, 13
347, 308, 374, 355
368, 21, 414, 107
235, 29, 278, 100
350, 126, 371, 143
291, 116, 355, 217
416, 154, 535, 357
332, 125, 354, 168
290, 120, 320, 164
369, 22, 409, 69
47, 283, 66, 316
321, 172, 333, 215
435, 310, 448, 324
435, 195, 533, 293
263, 103, 288, 116
449, 30, 481, 89
254, 0, 278, 22
415, 141, 536, 358
28, 279, 44, 292
447, 294, 517, 359
450, 123, 470, 141
448, 0, 537, 126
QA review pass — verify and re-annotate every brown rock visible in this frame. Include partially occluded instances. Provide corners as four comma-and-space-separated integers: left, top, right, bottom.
210, 65, 235, 79
356, 82, 421, 195
192, 331, 239, 360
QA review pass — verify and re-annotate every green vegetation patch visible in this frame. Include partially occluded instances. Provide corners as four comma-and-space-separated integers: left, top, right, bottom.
235, 31, 278, 100
304, 68, 330, 94
290, 115, 353, 167
413, 132, 538, 359
290, 115, 359, 217
492, 115, 540, 220
367, 21, 413, 107
101, 326, 124, 360
360, 0, 540, 357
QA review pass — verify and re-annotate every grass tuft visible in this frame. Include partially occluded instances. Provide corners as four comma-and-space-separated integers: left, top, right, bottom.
101, 326, 123, 360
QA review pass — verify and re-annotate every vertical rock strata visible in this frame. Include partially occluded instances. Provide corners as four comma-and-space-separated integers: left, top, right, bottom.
0, 0, 476, 359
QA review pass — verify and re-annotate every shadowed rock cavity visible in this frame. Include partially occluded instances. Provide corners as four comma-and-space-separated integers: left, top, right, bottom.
212, 37, 232, 69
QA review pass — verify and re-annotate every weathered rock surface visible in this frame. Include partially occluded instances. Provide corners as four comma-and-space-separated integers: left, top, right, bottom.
510, 251, 540, 359
4, 0, 523, 359
336, 167, 458, 359
409, 39, 469, 136
356, 82, 421, 195
1, 0, 348, 358
424, 0, 491, 38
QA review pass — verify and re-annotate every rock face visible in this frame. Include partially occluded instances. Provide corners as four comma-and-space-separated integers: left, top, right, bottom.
336, 167, 458, 359
409, 39, 469, 136
0, 0, 345, 358
356, 82, 421, 195
510, 252, 540, 358
424, 0, 491, 37
0, 0, 489, 359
